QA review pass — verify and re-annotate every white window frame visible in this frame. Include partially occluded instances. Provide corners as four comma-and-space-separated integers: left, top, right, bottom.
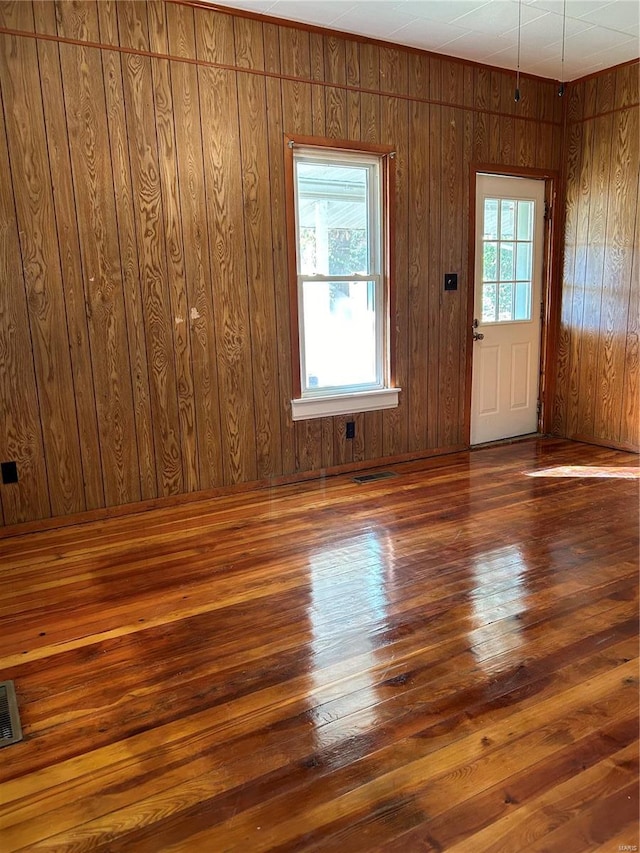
285, 136, 400, 422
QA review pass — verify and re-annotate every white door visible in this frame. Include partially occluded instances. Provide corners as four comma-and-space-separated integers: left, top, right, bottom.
471, 174, 545, 445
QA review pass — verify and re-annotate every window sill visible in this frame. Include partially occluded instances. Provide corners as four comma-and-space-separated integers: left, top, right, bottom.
291, 388, 401, 421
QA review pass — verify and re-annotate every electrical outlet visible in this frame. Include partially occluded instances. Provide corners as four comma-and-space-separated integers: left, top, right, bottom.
1, 461, 18, 484
346, 421, 355, 440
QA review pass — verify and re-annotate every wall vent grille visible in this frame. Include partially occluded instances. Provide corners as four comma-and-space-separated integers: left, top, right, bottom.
353, 471, 397, 484
0, 681, 23, 747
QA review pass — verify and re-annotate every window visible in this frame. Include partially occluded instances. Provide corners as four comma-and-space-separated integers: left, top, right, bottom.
481, 197, 535, 324
285, 136, 400, 421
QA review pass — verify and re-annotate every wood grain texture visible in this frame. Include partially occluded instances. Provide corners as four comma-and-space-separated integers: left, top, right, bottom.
120, 40, 184, 495
58, 37, 141, 507
151, 50, 200, 492
0, 85, 49, 524
98, 10, 158, 501
0, 0, 599, 528
167, 8, 224, 490
34, 3, 104, 511
197, 64, 257, 485
553, 61, 640, 451
237, 70, 282, 478
0, 439, 637, 850
0, 29, 85, 517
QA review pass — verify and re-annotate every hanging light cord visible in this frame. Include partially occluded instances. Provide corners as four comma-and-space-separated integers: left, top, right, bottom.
559, 0, 567, 96
515, 0, 522, 102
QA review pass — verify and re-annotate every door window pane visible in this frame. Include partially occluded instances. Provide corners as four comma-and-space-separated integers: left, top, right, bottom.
499, 283, 513, 321
500, 243, 515, 280
482, 283, 497, 322
517, 201, 533, 240
514, 282, 531, 320
500, 200, 516, 239
483, 199, 499, 239
483, 242, 498, 281
516, 242, 532, 281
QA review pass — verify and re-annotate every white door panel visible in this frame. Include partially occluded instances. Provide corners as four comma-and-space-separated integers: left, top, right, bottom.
471, 175, 545, 445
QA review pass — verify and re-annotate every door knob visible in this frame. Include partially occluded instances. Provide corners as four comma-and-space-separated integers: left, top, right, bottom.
473, 331, 484, 341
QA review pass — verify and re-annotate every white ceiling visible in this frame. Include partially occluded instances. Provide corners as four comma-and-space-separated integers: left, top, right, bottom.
215, 0, 639, 81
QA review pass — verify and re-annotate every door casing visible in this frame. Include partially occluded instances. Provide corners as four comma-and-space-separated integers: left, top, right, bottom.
464, 164, 561, 446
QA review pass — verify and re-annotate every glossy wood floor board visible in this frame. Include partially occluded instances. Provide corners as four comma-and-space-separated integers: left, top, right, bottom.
0, 438, 637, 852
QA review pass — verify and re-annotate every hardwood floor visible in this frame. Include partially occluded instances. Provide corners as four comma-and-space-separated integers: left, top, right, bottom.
0, 437, 638, 852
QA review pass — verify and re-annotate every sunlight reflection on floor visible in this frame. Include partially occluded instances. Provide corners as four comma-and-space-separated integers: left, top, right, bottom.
526, 466, 639, 479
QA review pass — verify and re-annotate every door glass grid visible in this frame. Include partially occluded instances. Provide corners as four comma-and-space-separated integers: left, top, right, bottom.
482, 198, 534, 323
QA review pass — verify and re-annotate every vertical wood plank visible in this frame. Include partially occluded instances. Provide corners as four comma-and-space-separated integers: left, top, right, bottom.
233, 15, 264, 71
360, 44, 383, 461
265, 69, 296, 474
237, 70, 282, 478
438, 106, 463, 447
473, 67, 490, 162
594, 104, 637, 443
54, 0, 100, 41
58, 37, 143, 507
194, 5, 235, 64
575, 113, 612, 437
427, 102, 441, 448
150, 50, 200, 493
163, 1, 196, 60
279, 26, 310, 79
98, 6, 157, 500
198, 64, 257, 484
116, 0, 149, 50
407, 98, 429, 451
120, 47, 184, 495
566, 115, 594, 436
167, 5, 224, 489
382, 94, 409, 457
0, 31, 85, 516
0, 85, 50, 523
0, 1, 35, 31
34, 1, 104, 511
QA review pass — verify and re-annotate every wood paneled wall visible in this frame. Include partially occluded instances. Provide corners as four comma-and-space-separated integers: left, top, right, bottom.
0, 0, 563, 526
552, 61, 640, 452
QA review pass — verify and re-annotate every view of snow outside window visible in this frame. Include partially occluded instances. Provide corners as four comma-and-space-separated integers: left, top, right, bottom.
295, 157, 381, 394
482, 198, 534, 323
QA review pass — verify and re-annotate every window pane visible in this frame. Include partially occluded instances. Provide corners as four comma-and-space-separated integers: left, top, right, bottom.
500, 200, 515, 239
301, 280, 378, 390
498, 283, 513, 321
483, 241, 497, 281
483, 199, 499, 239
296, 162, 370, 276
514, 282, 531, 320
516, 242, 532, 281
482, 283, 497, 322
517, 201, 534, 240
500, 243, 515, 280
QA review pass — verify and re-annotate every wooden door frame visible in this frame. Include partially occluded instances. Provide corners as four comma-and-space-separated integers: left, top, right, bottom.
464, 164, 562, 445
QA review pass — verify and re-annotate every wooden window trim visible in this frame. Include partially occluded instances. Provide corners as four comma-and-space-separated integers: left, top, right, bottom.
284, 134, 397, 405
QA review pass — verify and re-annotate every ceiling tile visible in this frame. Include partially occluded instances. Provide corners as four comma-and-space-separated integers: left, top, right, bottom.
451, 0, 547, 33
268, 1, 359, 26
388, 17, 475, 48
398, 0, 492, 23
579, 0, 640, 32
